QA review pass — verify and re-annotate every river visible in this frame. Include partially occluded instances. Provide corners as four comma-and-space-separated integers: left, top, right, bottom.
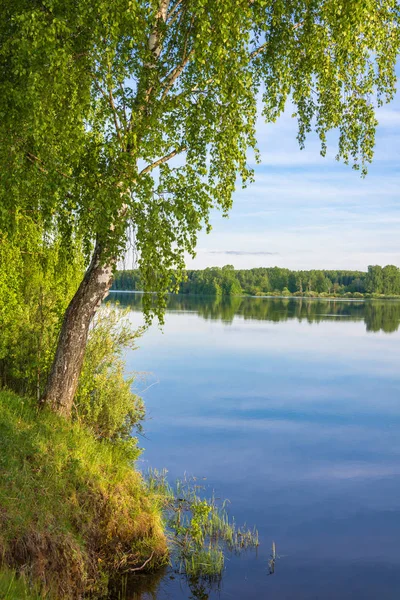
109, 294, 400, 600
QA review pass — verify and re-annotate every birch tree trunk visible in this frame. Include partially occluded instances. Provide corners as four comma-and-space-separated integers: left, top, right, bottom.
41, 0, 169, 418
40, 242, 114, 417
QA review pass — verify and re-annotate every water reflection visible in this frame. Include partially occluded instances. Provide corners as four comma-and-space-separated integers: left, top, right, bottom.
110, 293, 400, 333
186, 576, 217, 600
107, 293, 400, 599
107, 569, 166, 600
107, 569, 220, 600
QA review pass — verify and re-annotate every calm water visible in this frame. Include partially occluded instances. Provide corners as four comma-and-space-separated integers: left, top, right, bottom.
110, 294, 400, 600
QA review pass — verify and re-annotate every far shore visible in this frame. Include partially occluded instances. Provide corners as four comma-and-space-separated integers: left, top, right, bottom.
109, 290, 400, 302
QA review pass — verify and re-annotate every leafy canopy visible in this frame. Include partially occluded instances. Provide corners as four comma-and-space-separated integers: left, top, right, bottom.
1, 0, 399, 317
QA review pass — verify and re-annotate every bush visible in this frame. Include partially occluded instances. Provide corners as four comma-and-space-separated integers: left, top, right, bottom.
75, 304, 145, 441
0, 391, 167, 599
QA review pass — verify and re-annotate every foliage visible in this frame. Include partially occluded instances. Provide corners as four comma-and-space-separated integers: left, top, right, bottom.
75, 304, 145, 441
0, 235, 25, 362
0, 390, 167, 599
0, 218, 84, 396
147, 470, 258, 579
0, 221, 145, 442
113, 264, 400, 297
177, 266, 243, 297
366, 265, 400, 295
1, 0, 399, 319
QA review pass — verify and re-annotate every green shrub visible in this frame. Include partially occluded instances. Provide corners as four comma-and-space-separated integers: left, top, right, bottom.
74, 304, 145, 441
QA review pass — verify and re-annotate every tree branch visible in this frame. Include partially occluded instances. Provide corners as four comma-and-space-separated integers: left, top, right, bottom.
161, 48, 194, 101
167, 2, 185, 27
26, 152, 48, 174
26, 152, 73, 179
127, 0, 170, 138
108, 88, 122, 142
125, 551, 155, 573
250, 22, 304, 60
148, 0, 170, 58
92, 74, 122, 141
139, 147, 187, 176
119, 82, 128, 126
167, 0, 183, 22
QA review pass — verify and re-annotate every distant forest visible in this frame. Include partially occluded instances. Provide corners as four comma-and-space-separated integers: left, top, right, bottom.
112, 265, 400, 298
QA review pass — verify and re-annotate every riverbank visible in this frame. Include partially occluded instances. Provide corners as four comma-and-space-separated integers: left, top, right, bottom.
247, 291, 400, 300
0, 390, 167, 599
111, 289, 400, 301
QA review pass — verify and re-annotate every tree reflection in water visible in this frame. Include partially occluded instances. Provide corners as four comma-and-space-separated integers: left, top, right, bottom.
111, 293, 400, 334
107, 568, 221, 600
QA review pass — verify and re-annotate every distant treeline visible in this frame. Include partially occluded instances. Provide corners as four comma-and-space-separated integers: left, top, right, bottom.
112, 265, 400, 298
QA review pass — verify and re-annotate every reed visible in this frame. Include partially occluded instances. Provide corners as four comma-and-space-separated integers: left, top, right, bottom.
146, 469, 259, 580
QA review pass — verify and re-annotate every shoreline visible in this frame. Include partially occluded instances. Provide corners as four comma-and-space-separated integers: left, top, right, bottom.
109, 290, 400, 302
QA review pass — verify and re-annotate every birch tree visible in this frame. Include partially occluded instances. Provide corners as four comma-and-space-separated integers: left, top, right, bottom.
1, 0, 399, 417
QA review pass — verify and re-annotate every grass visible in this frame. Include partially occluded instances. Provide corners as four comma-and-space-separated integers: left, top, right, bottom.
0, 390, 168, 599
147, 470, 259, 580
0, 391, 259, 598
0, 567, 44, 600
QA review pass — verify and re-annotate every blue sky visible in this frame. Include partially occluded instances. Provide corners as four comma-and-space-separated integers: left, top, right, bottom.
186, 87, 400, 271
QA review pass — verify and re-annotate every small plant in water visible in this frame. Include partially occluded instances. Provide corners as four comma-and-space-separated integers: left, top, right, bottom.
147, 469, 259, 581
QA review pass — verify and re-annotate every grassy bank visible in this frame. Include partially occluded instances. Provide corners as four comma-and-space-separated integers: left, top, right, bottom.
0, 390, 167, 599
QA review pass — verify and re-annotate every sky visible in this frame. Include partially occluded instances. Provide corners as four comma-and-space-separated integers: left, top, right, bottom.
185, 85, 400, 272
